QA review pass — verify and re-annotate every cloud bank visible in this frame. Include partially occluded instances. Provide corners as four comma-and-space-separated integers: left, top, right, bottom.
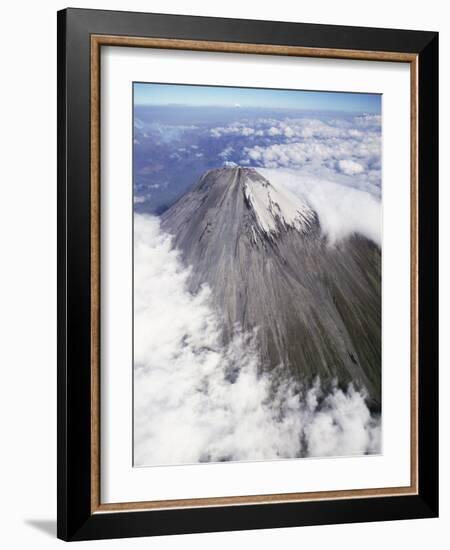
134, 215, 381, 466
211, 114, 380, 173
133, 106, 382, 219
210, 114, 382, 246
211, 114, 381, 198
258, 168, 382, 246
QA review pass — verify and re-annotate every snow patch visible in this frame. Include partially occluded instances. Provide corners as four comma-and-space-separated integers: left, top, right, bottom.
258, 168, 381, 246
243, 172, 315, 237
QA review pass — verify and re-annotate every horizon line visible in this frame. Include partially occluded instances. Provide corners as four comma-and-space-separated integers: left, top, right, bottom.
134, 102, 380, 115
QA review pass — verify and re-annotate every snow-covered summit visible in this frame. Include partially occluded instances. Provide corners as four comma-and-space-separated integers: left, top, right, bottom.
241, 168, 316, 237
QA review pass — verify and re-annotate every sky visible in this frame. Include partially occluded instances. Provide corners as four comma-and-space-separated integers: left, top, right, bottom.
133, 82, 382, 216
134, 82, 381, 114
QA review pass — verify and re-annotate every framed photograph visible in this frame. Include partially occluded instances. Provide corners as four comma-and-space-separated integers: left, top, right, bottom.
57, 8, 438, 541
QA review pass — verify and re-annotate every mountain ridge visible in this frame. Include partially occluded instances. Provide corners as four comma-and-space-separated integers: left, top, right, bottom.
161, 166, 381, 408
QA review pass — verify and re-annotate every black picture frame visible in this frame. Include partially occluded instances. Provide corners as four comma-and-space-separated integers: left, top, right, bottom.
57, 7, 438, 541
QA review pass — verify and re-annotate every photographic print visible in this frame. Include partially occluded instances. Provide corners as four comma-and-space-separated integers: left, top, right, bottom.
133, 83, 382, 467
58, 11, 438, 539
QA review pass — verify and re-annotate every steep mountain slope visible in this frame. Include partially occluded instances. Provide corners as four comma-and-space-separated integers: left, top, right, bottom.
161, 167, 381, 408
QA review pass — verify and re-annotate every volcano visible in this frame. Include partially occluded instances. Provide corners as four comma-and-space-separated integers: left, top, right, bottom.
161, 166, 381, 408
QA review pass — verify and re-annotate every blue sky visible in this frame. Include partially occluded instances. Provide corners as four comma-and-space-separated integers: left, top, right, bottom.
134, 83, 381, 114
133, 83, 382, 215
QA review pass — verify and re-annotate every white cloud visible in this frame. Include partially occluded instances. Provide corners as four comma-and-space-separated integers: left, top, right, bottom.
209, 115, 381, 193
241, 134, 380, 172
134, 215, 381, 466
211, 115, 380, 143
338, 159, 365, 175
259, 168, 382, 246
210, 123, 255, 138
267, 126, 282, 136
218, 146, 234, 159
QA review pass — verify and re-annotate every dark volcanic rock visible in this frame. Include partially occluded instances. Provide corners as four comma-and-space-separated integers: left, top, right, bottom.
161, 167, 381, 408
